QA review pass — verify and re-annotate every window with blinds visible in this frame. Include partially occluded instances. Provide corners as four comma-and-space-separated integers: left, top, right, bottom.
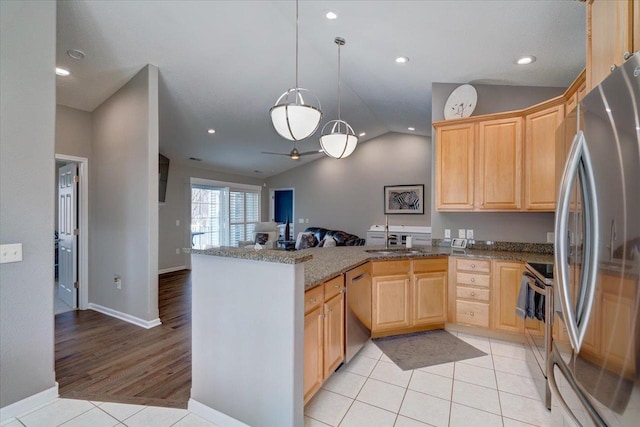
191, 184, 260, 249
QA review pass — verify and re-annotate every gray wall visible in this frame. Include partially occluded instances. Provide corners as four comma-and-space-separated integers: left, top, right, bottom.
90, 65, 160, 322
0, 0, 57, 408
55, 105, 91, 159
430, 83, 566, 243
264, 132, 431, 240
159, 162, 262, 270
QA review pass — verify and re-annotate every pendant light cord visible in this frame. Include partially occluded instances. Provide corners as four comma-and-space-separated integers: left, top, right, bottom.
337, 41, 341, 120
295, 0, 299, 92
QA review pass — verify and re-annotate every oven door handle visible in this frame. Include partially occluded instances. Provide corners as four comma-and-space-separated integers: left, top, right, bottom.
554, 130, 599, 352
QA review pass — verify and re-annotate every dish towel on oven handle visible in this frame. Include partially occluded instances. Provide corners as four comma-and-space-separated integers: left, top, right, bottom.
516, 275, 544, 321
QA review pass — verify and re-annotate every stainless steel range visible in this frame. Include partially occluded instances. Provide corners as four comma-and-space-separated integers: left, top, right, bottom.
523, 261, 554, 409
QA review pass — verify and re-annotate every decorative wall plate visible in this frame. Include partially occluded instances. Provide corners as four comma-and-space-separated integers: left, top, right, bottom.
444, 84, 477, 120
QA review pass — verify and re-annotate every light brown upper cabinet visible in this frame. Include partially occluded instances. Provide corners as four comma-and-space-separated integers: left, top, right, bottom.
476, 117, 523, 210
524, 104, 564, 211
435, 123, 475, 211
587, 0, 636, 91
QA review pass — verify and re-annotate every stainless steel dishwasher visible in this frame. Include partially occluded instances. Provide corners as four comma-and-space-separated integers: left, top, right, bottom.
344, 262, 372, 362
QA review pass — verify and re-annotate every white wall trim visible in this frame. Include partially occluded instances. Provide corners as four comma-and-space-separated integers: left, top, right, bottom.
158, 266, 186, 274
0, 383, 59, 423
88, 303, 161, 329
55, 154, 89, 310
188, 398, 250, 427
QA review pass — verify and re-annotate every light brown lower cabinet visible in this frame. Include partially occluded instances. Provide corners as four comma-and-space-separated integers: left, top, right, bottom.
372, 257, 447, 338
303, 275, 345, 404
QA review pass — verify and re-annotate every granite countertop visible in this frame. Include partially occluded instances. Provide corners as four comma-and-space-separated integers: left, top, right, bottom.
189, 244, 554, 290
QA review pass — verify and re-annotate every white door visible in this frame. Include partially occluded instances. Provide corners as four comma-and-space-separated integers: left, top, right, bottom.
58, 163, 77, 309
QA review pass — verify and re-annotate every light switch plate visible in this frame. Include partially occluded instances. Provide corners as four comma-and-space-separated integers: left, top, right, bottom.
444, 229, 451, 239
458, 229, 466, 239
547, 232, 555, 243
298, 218, 304, 223
1, 243, 23, 263
466, 229, 474, 239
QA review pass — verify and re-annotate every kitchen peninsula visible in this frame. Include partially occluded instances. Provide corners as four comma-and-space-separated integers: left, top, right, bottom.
188, 244, 552, 427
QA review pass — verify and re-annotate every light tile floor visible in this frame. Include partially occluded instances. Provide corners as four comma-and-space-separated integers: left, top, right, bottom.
305, 331, 565, 427
2, 399, 218, 427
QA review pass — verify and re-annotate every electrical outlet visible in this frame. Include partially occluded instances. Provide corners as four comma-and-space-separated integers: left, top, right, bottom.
0, 243, 22, 264
176, 248, 180, 254
547, 232, 555, 243
298, 218, 304, 223
458, 229, 466, 239
176, 219, 180, 226
466, 229, 474, 239
114, 275, 122, 289
444, 229, 451, 239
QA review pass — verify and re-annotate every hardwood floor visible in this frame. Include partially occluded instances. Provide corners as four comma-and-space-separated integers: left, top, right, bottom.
55, 270, 192, 408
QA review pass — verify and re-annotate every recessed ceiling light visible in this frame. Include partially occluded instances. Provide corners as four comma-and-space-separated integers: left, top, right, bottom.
395, 56, 409, 64
55, 67, 70, 76
516, 55, 536, 65
325, 11, 337, 20
207, 129, 216, 134
358, 132, 366, 137
408, 127, 415, 131
67, 49, 85, 60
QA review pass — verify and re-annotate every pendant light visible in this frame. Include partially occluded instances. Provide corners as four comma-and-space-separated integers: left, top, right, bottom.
269, 0, 322, 141
319, 37, 358, 159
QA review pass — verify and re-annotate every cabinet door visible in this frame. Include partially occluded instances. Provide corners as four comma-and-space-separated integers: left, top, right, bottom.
435, 123, 475, 210
413, 272, 447, 326
635, 0, 640, 53
600, 291, 633, 370
303, 306, 323, 403
524, 104, 564, 210
323, 293, 345, 379
587, 0, 633, 90
476, 117, 522, 210
372, 275, 410, 332
492, 261, 525, 333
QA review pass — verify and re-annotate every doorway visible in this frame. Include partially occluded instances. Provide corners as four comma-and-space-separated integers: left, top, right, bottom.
269, 188, 294, 240
54, 154, 88, 313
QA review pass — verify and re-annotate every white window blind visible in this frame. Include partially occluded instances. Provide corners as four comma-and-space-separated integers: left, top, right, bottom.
191, 183, 260, 249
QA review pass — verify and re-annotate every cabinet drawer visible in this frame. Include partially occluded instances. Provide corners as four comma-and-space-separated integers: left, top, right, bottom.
456, 258, 491, 273
372, 260, 411, 276
324, 275, 345, 301
456, 272, 490, 288
413, 257, 448, 273
456, 301, 490, 327
305, 286, 324, 314
456, 286, 490, 302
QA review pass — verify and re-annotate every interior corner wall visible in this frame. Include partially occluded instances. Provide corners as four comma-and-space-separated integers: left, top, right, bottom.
90, 65, 159, 322
0, 0, 57, 409
158, 163, 263, 271
263, 132, 431, 240
430, 82, 567, 243
55, 104, 92, 159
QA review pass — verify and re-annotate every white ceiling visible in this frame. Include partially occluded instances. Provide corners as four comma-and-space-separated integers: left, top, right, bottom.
56, 0, 586, 178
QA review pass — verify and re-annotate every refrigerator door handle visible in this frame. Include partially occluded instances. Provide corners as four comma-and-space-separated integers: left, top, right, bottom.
554, 130, 600, 352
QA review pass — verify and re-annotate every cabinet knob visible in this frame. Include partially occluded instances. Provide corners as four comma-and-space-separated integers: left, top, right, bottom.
471, 291, 475, 296
334, 284, 340, 288
310, 298, 317, 304
471, 278, 475, 283
623, 51, 632, 61
328, 308, 333, 313
470, 311, 475, 317
610, 64, 617, 72
471, 264, 476, 269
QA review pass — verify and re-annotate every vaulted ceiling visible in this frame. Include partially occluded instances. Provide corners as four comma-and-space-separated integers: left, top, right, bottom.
56, 0, 586, 177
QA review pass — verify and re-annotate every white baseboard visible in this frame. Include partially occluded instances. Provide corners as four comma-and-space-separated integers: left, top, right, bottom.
158, 266, 186, 275
188, 398, 250, 427
0, 383, 59, 423
88, 303, 162, 329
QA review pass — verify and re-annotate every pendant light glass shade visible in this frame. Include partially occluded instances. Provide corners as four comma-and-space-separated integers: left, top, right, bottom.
319, 120, 357, 158
320, 37, 358, 159
270, 88, 322, 141
269, 0, 322, 141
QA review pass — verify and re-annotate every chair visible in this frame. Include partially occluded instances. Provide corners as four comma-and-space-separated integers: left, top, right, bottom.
238, 221, 279, 249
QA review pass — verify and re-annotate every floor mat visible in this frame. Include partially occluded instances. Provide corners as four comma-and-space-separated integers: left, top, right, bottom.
373, 330, 486, 370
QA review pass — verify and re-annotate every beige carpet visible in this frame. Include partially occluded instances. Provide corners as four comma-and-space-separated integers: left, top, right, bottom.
373, 330, 486, 370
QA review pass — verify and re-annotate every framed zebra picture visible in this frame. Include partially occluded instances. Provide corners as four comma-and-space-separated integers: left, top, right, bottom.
384, 184, 425, 214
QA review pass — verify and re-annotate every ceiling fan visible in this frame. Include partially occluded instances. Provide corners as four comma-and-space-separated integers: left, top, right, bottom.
261, 146, 321, 160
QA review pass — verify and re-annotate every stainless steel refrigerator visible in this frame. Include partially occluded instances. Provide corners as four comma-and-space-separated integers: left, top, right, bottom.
551, 52, 640, 426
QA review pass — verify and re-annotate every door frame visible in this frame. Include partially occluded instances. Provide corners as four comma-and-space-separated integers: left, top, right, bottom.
55, 154, 89, 310
269, 187, 295, 236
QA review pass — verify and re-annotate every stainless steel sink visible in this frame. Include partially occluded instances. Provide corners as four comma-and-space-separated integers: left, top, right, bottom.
365, 248, 426, 255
